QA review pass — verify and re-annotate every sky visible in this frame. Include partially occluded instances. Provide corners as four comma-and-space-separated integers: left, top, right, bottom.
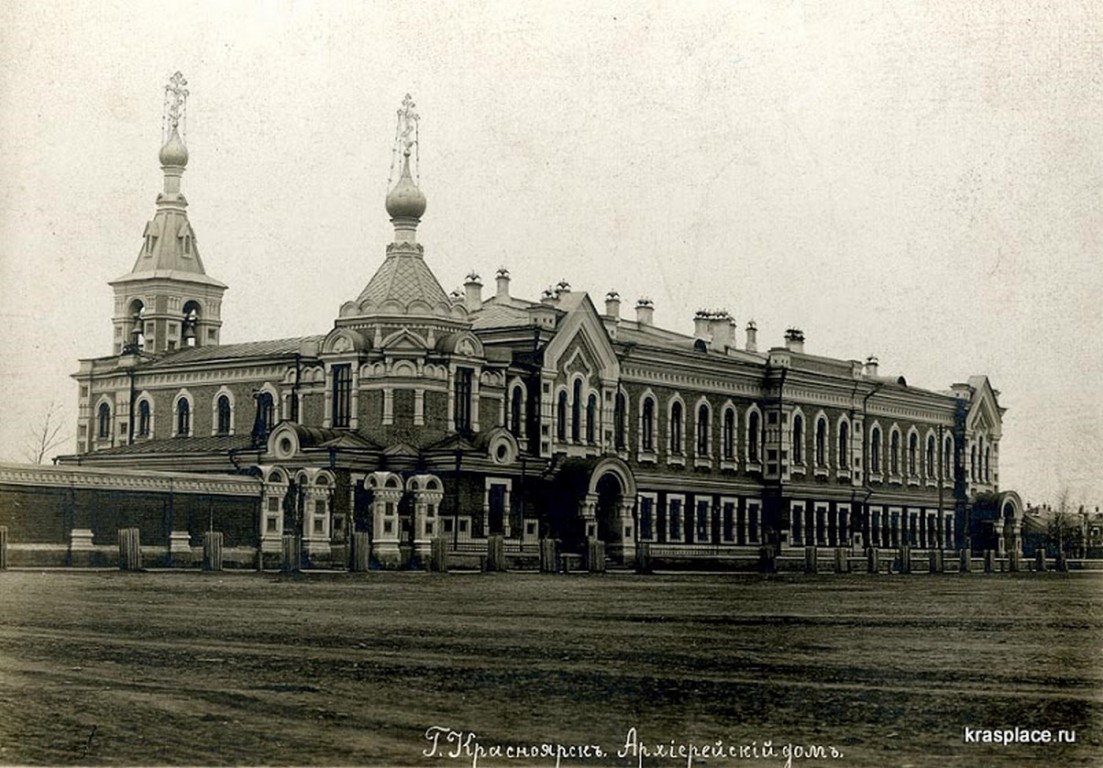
0, 1, 1100, 508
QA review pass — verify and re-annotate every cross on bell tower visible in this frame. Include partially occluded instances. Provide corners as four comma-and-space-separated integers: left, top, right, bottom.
109, 72, 227, 356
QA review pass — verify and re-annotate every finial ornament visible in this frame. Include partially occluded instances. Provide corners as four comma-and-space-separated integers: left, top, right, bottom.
388, 93, 421, 188
397, 93, 419, 154
163, 71, 189, 139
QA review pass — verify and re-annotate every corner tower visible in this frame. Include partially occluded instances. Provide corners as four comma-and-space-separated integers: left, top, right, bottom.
109, 72, 227, 355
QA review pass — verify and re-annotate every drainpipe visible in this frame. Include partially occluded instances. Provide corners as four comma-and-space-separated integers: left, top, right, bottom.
127, 368, 136, 445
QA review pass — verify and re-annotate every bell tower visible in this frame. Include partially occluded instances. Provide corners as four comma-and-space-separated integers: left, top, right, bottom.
109, 72, 227, 356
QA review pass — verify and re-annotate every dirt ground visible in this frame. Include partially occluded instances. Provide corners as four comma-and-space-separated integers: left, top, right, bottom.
0, 570, 1099, 768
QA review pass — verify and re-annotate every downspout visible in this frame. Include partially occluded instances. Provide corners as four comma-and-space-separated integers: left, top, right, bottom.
127, 368, 136, 445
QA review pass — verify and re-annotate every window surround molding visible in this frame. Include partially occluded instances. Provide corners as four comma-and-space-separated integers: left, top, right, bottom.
906, 426, 921, 486
667, 394, 686, 466
744, 403, 763, 472
868, 420, 884, 482
666, 493, 686, 543
211, 386, 235, 436
693, 396, 712, 469
888, 423, 902, 483
813, 409, 829, 477
835, 414, 851, 480
135, 391, 154, 440
720, 402, 737, 471
637, 389, 657, 463
172, 388, 194, 438
790, 407, 806, 472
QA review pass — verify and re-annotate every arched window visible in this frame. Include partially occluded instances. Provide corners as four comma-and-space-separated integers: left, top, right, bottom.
453, 368, 473, 432
926, 435, 935, 477
722, 408, 735, 460
748, 411, 760, 464
792, 413, 804, 464
838, 420, 849, 470
614, 392, 626, 449
970, 445, 977, 481
255, 391, 275, 439
137, 400, 151, 438
908, 432, 918, 476
332, 364, 352, 428
890, 430, 900, 475
943, 435, 953, 478
97, 402, 111, 440
815, 418, 827, 467
557, 391, 568, 442
984, 446, 991, 482
176, 398, 191, 437
870, 426, 882, 473
510, 386, 523, 438
216, 395, 232, 435
571, 380, 582, 442
670, 401, 683, 455
642, 397, 655, 452
696, 403, 710, 456
586, 393, 597, 444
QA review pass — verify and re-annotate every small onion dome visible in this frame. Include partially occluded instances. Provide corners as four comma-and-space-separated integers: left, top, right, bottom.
385, 152, 427, 220
159, 128, 189, 167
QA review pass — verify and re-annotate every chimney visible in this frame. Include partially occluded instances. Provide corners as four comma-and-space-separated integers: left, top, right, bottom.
495, 267, 510, 299
864, 355, 879, 377
784, 328, 805, 354
745, 320, 757, 352
604, 290, 621, 319
464, 271, 483, 312
710, 310, 734, 351
693, 310, 711, 339
635, 298, 654, 326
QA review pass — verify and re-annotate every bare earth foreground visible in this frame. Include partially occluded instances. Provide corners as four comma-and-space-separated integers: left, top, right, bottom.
0, 571, 1099, 768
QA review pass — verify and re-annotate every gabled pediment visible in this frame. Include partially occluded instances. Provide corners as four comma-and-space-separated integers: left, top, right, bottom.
542, 293, 620, 383
966, 375, 1003, 437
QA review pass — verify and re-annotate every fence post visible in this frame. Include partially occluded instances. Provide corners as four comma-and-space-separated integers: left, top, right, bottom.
0, 525, 7, 570
350, 532, 371, 572
487, 535, 506, 573
1008, 550, 1021, 573
758, 545, 777, 574
635, 541, 652, 574
430, 536, 448, 573
804, 546, 818, 574
867, 547, 879, 574
959, 548, 972, 573
118, 528, 141, 571
897, 546, 911, 574
202, 532, 223, 571
983, 550, 995, 573
1035, 549, 1047, 572
282, 534, 301, 573
834, 547, 849, 574
1055, 550, 1069, 572
539, 538, 558, 574
586, 539, 606, 573
928, 549, 942, 574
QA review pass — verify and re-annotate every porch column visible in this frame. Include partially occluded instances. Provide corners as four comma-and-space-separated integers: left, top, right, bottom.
580, 494, 598, 540
411, 483, 444, 560
371, 490, 403, 566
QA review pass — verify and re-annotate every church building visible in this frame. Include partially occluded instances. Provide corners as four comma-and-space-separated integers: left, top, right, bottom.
47, 78, 1022, 569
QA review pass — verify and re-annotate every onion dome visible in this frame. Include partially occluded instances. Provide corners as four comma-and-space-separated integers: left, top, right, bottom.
159, 128, 189, 167
385, 151, 426, 220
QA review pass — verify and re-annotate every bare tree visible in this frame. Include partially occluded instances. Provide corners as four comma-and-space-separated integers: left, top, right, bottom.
23, 401, 70, 464
1046, 488, 1085, 557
